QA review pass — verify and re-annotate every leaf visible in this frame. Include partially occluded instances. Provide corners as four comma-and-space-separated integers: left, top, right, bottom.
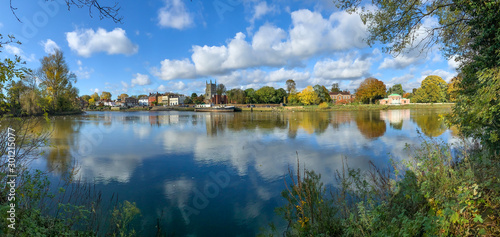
473, 214, 483, 223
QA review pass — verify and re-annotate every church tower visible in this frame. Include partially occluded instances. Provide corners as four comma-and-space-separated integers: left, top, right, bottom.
205, 80, 217, 103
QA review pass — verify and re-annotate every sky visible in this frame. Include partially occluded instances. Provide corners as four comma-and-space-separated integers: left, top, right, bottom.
0, 0, 459, 99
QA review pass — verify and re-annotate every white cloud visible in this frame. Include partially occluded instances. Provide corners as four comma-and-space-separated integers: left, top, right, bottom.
420, 69, 456, 83
388, 74, 414, 86
247, 1, 278, 34
66, 28, 138, 57
156, 9, 367, 82
268, 68, 310, 82
448, 55, 460, 69
131, 73, 152, 86
4, 45, 35, 62
41, 39, 60, 54
153, 59, 197, 80
90, 88, 100, 94
158, 84, 167, 92
74, 60, 94, 79
158, 0, 194, 30
313, 54, 372, 80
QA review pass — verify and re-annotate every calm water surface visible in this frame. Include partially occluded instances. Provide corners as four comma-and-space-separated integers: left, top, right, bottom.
34, 109, 456, 236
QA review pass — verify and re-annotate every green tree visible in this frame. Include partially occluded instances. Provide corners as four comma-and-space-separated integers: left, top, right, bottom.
313, 85, 332, 103
298, 86, 320, 105
447, 75, 461, 102
275, 88, 287, 104
256, 86, 276, 104
216, 84, 226, 96
387, 84, 405, 96
38, 50, 77, 112
184, 96, 193, 104
286, 79, 296, 95
244, 88, 258, 104
355, 77, 386, 104
101, 91, 112, 100
227, 88, 246, 104
191, 92, 198, 99
80, 95, 90, 102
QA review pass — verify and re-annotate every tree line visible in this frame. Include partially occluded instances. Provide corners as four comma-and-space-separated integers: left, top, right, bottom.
1, 48, 80, 116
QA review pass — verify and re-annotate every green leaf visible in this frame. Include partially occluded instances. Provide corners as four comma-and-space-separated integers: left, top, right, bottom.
473, 214, 483, 223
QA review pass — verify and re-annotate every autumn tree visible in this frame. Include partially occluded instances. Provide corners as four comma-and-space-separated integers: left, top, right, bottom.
355, 77, 386, 104
447, 75, 461, 102
286, 79, 296, 95
38, 50, 78, 112
413, 75, 448, 103
118, 93, 129, 100
100, 91, 111, 100
91, 92, 100, 102
298, 86, 320, 105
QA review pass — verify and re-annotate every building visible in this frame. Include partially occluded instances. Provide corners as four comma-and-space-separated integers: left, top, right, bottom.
329, 91, 355, 103
169, 96, 186, 106
379, 94, 410, 105
124, 97, 138, 107
138, 96, 149, 106
205, 80, 217, 103
148, 92, 161, 106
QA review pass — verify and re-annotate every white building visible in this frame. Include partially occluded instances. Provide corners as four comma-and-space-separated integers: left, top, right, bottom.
138, 96, 149, 106
169, 96, 186, 106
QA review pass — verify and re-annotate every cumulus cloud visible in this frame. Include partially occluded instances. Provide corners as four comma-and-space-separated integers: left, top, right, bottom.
153, 59, 197, 80
41, 39, 60, 54
131, 73, 152, 86
420, 69, 456, 83
66, 28, 138, 57
158, 0, 194, 30
388, 74, 414, 86
268, 68, 310, 82
313, 54, 372, 80
153, 9, 368, 81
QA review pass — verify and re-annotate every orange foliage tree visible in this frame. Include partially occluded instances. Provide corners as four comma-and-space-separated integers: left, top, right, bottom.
355, 77, 386, 104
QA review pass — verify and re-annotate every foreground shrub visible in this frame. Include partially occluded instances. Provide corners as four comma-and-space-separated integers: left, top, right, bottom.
269, 139, 500, 236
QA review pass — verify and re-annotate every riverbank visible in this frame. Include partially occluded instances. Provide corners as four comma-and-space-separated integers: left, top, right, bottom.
240, 103, 454, 112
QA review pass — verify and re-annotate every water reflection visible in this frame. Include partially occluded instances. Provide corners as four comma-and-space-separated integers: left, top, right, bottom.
38, 109, 454, 236
355, 111, 386, 139
411, 110, 447, 137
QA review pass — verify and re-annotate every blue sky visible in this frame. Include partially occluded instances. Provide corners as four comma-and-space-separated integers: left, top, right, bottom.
0, 0, 459, 99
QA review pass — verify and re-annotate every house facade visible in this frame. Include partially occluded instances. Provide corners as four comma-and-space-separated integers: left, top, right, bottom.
329, 91, 355, 103
138, 96, 149, 106
124, 97, 138, 107
379, 94, 410, 105
169, 96, 186, 106
148, 93, 160, 106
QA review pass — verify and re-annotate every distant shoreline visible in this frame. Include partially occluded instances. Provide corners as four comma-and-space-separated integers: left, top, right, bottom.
82, 103, 453, 113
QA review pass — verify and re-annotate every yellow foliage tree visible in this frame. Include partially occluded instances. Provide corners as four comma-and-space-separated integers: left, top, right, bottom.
298, 86, 320, 105
88, 98, 95, 105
